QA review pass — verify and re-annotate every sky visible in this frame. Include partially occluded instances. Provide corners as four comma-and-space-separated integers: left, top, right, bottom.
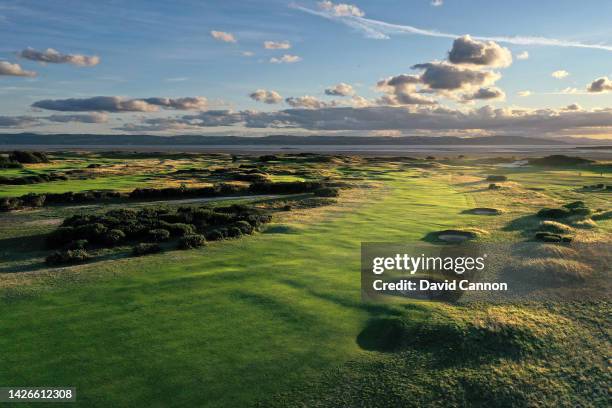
1, 0, 612, 139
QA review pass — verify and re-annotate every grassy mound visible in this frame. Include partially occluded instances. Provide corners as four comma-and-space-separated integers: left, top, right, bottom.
519, 258, 593, 283
538, 220, 574, 234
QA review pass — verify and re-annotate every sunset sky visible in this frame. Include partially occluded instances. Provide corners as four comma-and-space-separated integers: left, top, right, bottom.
1, 0, 612, 139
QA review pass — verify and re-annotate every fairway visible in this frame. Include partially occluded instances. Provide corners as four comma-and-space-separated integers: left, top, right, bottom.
1, 153, 610, 406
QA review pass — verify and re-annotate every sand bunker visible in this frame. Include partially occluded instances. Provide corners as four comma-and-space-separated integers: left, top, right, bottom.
433, 229, 480, 243
463, 207, 502, 216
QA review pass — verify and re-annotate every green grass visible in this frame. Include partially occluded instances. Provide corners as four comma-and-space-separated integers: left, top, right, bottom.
0, 155, 610, 407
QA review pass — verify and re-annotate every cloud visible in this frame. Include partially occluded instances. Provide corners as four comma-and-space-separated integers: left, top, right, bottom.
448, 35, 512, 67
46, 112, 109, 123
32, 96, 208, 112
517, 90, 532, 97
141, 97, 208, 110
18, 48, 100, 66
587, 76, 612, 93
293, 3, 612, 51
0, 61, 37, 77
461, 87, 505, 102
324, 82, 355, 96
564, 103, 582, 111
318, 1, 364, 17
210, 30, 237, 43
238, 105, 612, 138
109, 103, 612, 138
285, 95, 332, 109
0, 115, 40, 127
264, 41, 291, 49
431, 0, 443, 6
412, 62, 500, 91
516, 51, 529, 60
249, 89, 283, 104
551, 70, 569, 79
241, 51, 255, 57
270, 54, 302, 63
119, 110, 244, 131
376, 74, 436, 105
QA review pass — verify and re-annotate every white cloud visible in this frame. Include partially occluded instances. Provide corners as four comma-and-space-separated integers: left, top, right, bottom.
285, 95, 332, 109
552, 70, 569, 79
264, 41, 291, 49
18, 48, 100, 67
431, 0, 443, 7
293, 3, 612, 51
249, 89, 283, 104
516, 51, 529, 60
325, 82, 355, 96
270, 54, 302, 64
0, 61, 37, 77
241, 51, 255, 57
210, 30, 237, 43
448, 35, 512, 68
317, 1, 364, 17
517, 90, 532, 97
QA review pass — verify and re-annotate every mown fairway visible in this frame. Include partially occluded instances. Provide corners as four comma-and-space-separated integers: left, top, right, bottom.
1, 154, 610, 407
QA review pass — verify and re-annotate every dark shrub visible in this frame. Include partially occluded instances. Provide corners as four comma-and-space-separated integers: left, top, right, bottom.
206, 229, 226, 241
313, 187, 339, 197
563, 201, 586, 209
486, 175, 508, 182
159, 222, 195, 237
9, 150, 49, 163
65, 239, 88, 250
0, 197, 22, 211
103, 229, 126, 246
132, 243, 162, 256
178, 234, 206, 249
226, 227, 243, 238
147, 228, 170, 242
45, 249, 90, 266
488, 183, 501, 190
249, 181, 325, 195
234, 220, 254, 234
528, 155, 593, 166
87, 163, 102, 168
46, 227, 76, 248
74, 223, 108, 243
20, 193, 46, 208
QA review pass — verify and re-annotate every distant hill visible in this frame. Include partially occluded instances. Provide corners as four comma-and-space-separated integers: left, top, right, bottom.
0, 133, 578, 146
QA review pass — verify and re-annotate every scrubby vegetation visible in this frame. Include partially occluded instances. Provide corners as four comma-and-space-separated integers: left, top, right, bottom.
8, 150, 49, 163
0, 180, 337, 211
44, 203, 272, 261
528, 155, 593, 166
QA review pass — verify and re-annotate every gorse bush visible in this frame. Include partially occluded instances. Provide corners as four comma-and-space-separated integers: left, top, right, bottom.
147, 229, 171, 242
178, 234, 206, 249
132, 243, 162, 256
46, 203, 272, 259
9, 150, 49, 163
45, 249, 90, 266
0, 180, 334, 212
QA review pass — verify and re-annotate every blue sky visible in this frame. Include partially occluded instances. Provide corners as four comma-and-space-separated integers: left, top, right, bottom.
1, 0, 612, 138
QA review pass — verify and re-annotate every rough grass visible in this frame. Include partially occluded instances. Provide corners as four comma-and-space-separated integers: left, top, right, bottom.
520, 258, 593, 283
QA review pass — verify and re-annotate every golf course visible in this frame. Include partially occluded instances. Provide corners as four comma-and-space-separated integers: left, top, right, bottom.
0, 151, 610, 407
